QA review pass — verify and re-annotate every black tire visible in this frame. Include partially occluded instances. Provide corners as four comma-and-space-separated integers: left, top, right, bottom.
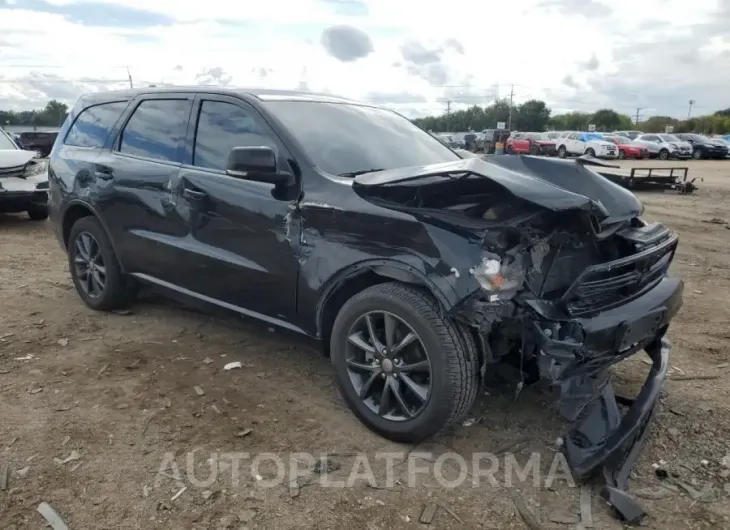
692, 149, 702, 160
27, 205, 49, 221
659, 149, 670, 160
557, 145, 567, 158
68, 216, 132, 311
330, 282, 479, 443
585, 148, 596, 157
529, 144, 540, 155
618, 150, 626, 160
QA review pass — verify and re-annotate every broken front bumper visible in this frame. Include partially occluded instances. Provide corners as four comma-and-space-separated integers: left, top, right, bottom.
531, 276, 683, 524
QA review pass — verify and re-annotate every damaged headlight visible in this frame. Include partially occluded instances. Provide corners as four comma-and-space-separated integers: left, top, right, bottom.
469, 251, 527, 301
24, 158, 49, 178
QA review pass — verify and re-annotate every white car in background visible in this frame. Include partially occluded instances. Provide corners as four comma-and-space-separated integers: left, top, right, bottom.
633, 134, 692, 160
0, 127, 50, 220
556, 131, 618, 159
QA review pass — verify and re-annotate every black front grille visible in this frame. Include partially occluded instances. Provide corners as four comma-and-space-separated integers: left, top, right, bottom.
560, 233, 679, 316
0, 165, 25, 179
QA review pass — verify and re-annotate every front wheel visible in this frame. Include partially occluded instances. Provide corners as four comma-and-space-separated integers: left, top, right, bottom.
557, 145, 567, 158
618, 150, 626, 160
659, 149, 670, 160
68, 216, 133, 311
529, 144, 540, 155
692, 149, 703, 160
330, 283, 479, 443
27, 205, 49, 221
585, 148, 596, 157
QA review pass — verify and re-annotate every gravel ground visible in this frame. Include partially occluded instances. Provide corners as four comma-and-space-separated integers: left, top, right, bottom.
1, 159, 730, 529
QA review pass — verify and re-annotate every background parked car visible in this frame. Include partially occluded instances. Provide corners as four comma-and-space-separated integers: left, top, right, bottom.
543, 131, 564, 141
601, 134, 650, 159
556, 131, 618, 159
452, 132, 478, 151
434, 133, 462, 149
613, 130, 644, 140
18, 131, 58, 157
675, 133, 730, 160
633, 134, 692, 160
479, 128, 511, 154
506, 132, 557, 156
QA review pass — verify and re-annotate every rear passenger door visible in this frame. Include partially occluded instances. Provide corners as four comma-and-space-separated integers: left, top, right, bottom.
97, 94, 194, 284
171, 95, 300, 322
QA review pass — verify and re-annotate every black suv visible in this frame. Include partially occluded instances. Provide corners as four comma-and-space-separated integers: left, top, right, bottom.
49, 88, 682, 517
675, 133, 729, 159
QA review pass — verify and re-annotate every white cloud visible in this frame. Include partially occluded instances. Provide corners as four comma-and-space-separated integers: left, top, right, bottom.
1, 0, 728, 118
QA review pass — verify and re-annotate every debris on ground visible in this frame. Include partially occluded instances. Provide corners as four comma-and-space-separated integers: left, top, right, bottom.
37, 502, 70, 530
312, 457, 340, 474
223, 361, 242, 370
57, 338, 69, 347
16, 466, 29, 478
54, 450, 81, 465
235, 428, 252, 438
203, 357, 214, 364
27, 381, 43, 394
702, 218, 728, 225
0, 462, 8, 490
419, 503, 438, 524
507, 487, 545, 530
171, 486, 187, 501
193, 385, 205, 396
580, 486, 594, 528
634, 486, 675, 500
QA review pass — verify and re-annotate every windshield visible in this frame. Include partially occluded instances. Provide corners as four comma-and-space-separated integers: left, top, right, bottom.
0, 129, 18, 150
659, 134, 680, 142
584, 133, 605, 142
686, 134, 707, 141
265, 101, 459, 176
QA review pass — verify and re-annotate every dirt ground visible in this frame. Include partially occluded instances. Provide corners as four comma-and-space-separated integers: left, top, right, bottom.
2, 159, 730, 530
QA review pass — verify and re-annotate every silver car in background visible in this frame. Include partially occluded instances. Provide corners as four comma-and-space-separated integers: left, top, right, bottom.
634, 133, 692, 160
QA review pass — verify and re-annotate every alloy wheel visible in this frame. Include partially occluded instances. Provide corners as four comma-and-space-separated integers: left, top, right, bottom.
73, 232, 107, 298
345, 311, 432, 421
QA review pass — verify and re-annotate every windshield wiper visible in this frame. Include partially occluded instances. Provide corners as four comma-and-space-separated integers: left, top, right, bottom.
338, 168, 386, 178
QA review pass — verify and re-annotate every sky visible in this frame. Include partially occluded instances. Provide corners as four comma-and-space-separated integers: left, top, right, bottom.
0, 0, 729, 119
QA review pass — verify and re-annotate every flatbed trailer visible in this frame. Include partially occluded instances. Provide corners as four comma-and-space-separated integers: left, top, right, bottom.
574, 156, 699, 194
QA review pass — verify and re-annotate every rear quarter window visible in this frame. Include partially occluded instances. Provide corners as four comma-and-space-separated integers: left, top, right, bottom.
64, 101, 129, 148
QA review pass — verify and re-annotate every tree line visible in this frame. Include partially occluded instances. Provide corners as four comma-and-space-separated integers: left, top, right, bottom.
3, 98, 730, 136
1, 100, 70, 128
413, 98, 730, 135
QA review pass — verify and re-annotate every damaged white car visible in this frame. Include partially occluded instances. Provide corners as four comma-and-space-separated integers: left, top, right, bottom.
0, 127, 50, 220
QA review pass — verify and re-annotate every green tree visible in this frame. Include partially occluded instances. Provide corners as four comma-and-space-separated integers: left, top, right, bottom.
514, 100, 550, 131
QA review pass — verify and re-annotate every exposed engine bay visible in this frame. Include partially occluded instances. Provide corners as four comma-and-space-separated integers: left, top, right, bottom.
353, 155, 684, 524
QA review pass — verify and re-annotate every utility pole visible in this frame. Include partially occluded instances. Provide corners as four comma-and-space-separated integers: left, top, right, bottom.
634, 107, 642, 125
688, 99, 695, 120
507, 84, 514, 129
446, 100, 451, 131
127, 67, 134, 88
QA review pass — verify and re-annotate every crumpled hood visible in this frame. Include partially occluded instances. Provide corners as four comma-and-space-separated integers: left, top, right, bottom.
0, 149, 35, 169
353, 155, 643, 223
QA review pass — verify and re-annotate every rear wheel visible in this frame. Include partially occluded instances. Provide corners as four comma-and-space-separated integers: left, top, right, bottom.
68, 216, 133, 311
506, 145, 515, 154
529, 143, 540, 155
330, 283, 479, 443
618, 150, 626, 160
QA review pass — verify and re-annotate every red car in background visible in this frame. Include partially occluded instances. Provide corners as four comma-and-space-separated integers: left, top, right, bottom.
602, 135, 649, 159
506, 132, 557, 156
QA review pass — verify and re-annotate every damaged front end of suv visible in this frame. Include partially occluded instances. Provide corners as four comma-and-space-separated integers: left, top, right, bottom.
353, 155, 683, 524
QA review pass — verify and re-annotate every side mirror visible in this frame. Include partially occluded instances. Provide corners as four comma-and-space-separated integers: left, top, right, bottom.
226, 146, 293, 186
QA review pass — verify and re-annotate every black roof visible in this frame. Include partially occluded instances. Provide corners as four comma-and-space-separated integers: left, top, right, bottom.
79, 87, 368, 107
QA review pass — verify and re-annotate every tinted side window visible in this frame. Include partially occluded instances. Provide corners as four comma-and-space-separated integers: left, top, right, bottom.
193, 100, 277, 171
119, 99, 189, 163
65, 102, 128, 148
